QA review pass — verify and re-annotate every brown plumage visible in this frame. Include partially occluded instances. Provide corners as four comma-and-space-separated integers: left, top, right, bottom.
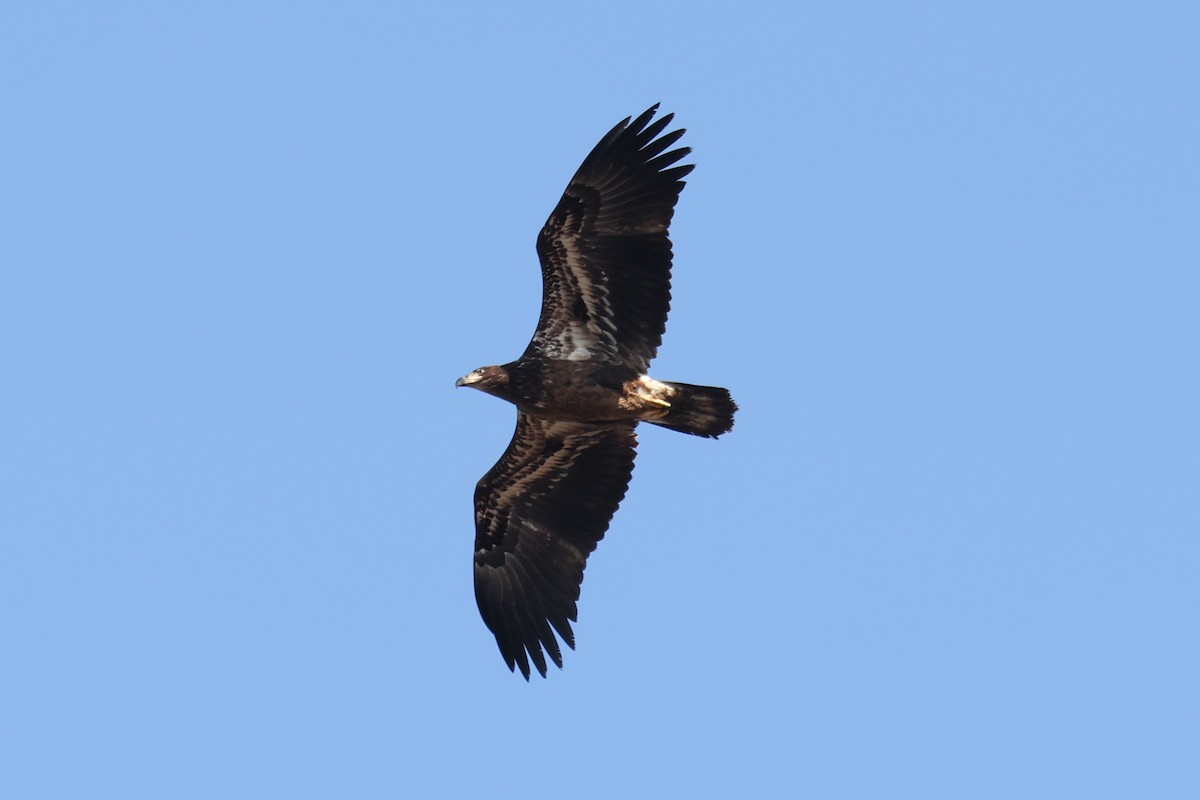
457, 105, 736, 678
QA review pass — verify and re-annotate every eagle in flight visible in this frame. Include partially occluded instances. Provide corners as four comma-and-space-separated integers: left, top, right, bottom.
457, 105, 736, 678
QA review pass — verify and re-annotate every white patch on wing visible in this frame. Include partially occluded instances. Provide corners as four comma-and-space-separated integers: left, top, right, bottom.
536, 225, 618, 361
564, 321, 595, 361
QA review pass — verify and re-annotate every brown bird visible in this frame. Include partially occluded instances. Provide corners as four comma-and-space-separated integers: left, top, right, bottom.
457, 105, 736, 678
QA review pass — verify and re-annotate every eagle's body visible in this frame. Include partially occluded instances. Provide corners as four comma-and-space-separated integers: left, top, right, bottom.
459, 362, 681, 424
457, 106, 736, 678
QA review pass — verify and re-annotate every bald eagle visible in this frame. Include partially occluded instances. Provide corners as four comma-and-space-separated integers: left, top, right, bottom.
457, 105, 736, 678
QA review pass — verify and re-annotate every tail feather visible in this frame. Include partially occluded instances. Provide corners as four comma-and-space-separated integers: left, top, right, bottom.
650, 382, 737, 438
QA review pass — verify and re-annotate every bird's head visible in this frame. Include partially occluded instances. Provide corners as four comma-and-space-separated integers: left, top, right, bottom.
456, 365, 510, 394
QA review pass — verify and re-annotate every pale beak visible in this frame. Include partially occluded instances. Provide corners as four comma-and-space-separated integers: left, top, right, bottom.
455, 376, 467, 388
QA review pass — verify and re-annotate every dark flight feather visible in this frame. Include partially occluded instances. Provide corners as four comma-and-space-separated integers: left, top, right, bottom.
473, 414, 637, 678
528, 103, 693, 373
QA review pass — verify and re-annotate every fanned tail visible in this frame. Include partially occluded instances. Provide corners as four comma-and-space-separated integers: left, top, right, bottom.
649, 382, 737, 438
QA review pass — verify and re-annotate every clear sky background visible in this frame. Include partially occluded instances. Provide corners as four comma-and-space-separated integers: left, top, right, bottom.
2, 2, 1197, 798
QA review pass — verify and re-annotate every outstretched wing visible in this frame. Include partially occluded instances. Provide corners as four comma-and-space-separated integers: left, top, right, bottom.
473, 412, 638, 679
527, 105, 693, 373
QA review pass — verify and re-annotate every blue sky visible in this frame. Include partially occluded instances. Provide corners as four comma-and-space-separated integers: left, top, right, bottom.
2, 2, 1197, 797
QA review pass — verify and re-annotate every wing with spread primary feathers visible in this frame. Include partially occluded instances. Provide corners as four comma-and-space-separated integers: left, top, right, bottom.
527, 104, 693, 373
473, 413, 638, 678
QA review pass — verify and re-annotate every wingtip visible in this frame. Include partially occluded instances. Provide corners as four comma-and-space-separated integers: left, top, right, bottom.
506, 651, 534, 680
629, 104, 661, 133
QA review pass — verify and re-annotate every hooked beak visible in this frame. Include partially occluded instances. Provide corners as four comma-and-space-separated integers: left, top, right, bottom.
455, 376, 467, 388
455, 372, 476, 388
